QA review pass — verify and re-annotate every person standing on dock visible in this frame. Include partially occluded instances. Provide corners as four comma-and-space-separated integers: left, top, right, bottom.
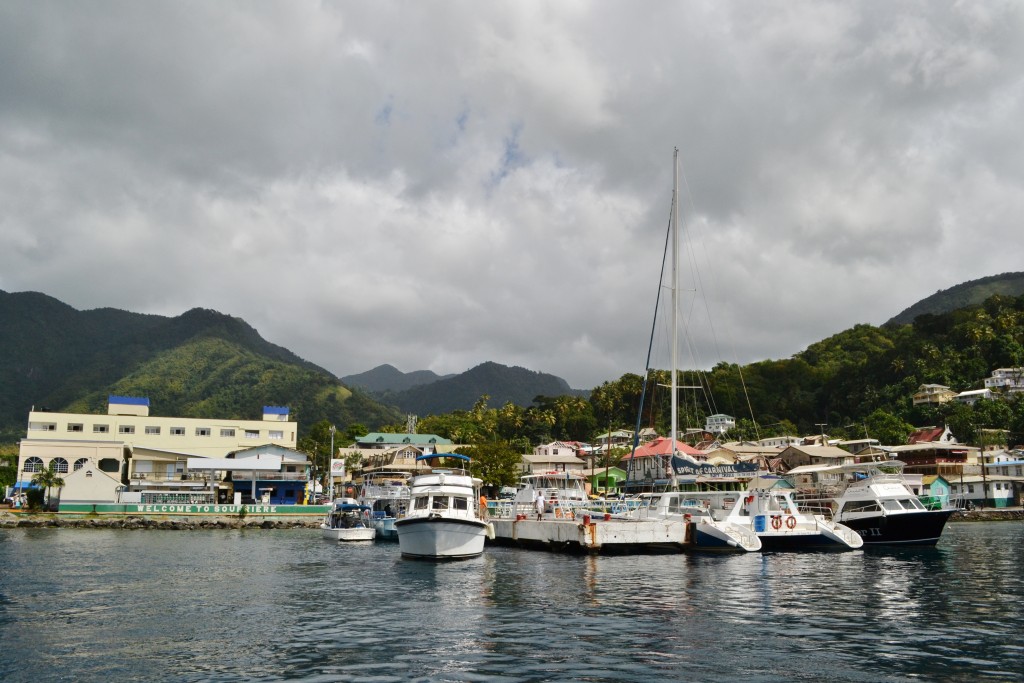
535, 490, 545, 520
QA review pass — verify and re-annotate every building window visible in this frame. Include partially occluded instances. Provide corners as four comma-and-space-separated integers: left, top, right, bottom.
93, 424, 109, 434
50, 457, 69, 473
67, 423, 84, 432
245, 430, 259, 439
145, 426, 161, 435
74, 458, 89, 471
119, 425, 135, 434
29, 422, 57, 431
220, 429, 235, 438
23, 457, 44, 473
196, 427, 211, 437
269, 430, 283, 440
170, 427, 185, 436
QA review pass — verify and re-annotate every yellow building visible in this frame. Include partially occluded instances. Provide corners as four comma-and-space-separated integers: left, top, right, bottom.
15, 395, 299, 504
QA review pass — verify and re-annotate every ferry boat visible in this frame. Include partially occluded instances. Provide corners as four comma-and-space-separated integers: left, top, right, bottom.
394, 454, 491, 560
509, 471, 590, 519
321, 499, 376, 542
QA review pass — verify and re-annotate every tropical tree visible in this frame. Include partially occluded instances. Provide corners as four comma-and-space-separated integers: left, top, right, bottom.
31, 466, 65, 511
463, 442, 522, 490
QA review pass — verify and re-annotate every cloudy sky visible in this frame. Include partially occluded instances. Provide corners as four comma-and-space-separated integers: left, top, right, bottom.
2, 2, 1022, 390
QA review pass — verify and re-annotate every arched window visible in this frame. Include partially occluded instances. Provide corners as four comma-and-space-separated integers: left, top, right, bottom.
23, 456, 43, 473
51, 457, 69, 473
74, 458, 89, 471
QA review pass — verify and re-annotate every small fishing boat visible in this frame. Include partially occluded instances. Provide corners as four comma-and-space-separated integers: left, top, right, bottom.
394, 453, 491, 560
321, 499, 376, 542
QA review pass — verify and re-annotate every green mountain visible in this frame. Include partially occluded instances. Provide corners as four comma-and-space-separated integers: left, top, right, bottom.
0, 290, 401, 442
886, 272, 1024, 326
380, 361, 588, 416
342, 364, 455, 393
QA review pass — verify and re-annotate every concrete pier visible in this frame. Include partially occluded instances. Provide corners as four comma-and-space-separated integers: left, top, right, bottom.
488, 515, 691, 554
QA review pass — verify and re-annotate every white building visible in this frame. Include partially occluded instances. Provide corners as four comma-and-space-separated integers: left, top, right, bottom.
705, 414, 735, 434
984, 368, 1024, 393
15, 395, 300, 505
955, 388, 993, 405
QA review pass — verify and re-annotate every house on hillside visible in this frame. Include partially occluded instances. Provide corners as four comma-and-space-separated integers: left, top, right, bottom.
955, 388, 993, 405
912, 384, 957, 406
705, 414, 735, 434
984, 367, 1024, 394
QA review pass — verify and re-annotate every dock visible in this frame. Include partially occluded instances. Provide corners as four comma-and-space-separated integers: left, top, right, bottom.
487, 514, 692, 554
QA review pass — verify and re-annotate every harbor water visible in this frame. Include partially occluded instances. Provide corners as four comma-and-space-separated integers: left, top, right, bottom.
1, 521, 1022, 682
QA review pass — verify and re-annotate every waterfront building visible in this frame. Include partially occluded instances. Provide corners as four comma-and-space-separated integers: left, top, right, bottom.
15, 395, 303, 505
984, 367, 1024, 394
779, 445, 856, 470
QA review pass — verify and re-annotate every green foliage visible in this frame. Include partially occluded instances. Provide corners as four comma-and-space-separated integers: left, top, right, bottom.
463, 442, 523, 488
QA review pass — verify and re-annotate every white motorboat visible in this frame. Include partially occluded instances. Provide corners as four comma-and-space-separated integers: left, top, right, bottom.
789, 460, 956, 546
358, 470, 411, 541
394, 453, 491, 560
705, 487, 863, 550
321, 499, 376, 542
508, 471, 590, 519
631, 492, 761, 552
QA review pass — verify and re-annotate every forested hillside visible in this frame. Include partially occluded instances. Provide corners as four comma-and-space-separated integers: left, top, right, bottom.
886, 272, 1024, 326
0, 290, 401, 442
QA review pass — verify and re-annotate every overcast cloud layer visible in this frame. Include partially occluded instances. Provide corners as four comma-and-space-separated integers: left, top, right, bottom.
2, 1, 1022, 390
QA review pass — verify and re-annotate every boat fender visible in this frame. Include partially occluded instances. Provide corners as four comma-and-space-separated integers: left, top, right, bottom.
486, 522, 495, 540
771, 516, 783, 530
785, 515, 797, 529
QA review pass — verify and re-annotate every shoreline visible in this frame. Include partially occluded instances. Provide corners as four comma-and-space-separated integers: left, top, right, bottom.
3, 508, 1022, 530
0, 509, 322, 529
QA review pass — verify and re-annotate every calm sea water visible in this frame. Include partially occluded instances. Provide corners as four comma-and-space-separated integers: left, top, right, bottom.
1, 521, 1022, 683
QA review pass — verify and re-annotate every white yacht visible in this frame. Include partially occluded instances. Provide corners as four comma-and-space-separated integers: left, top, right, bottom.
788, 460, 956, 545
394, 454, 491, 560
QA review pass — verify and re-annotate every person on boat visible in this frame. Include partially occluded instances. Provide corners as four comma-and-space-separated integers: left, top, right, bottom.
479, 493, 488, 519
535, 491, 546, 520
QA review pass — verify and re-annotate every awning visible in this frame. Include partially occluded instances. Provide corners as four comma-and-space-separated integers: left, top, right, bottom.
12, 481, 37, 490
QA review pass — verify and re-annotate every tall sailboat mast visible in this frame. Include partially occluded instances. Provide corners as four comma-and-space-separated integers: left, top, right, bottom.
670, 147, 680, 477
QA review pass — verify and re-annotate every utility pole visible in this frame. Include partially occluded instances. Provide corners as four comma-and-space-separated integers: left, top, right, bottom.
979, 426, 988, 510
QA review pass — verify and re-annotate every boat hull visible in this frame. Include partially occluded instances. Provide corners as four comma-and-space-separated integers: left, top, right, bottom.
840, 509, 956, 546
372, 516, 399, 541
756, 531, 854, 550
394, 515, 488, 560
321, 525, 376, 542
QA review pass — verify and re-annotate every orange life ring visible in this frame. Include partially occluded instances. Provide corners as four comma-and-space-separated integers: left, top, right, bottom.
785, 515, 797, 529
771, 516, 782, 530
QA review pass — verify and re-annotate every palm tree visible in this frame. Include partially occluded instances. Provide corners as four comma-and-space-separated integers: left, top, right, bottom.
31, 467, 65, 511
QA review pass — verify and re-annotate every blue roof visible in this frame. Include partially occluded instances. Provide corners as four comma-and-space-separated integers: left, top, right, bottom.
415, 453, 471, 462
263, 406, 290, 415
108, 395, 150, 406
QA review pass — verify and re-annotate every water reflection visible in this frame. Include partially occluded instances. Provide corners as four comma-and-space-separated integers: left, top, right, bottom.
1, 523, 1022, 682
